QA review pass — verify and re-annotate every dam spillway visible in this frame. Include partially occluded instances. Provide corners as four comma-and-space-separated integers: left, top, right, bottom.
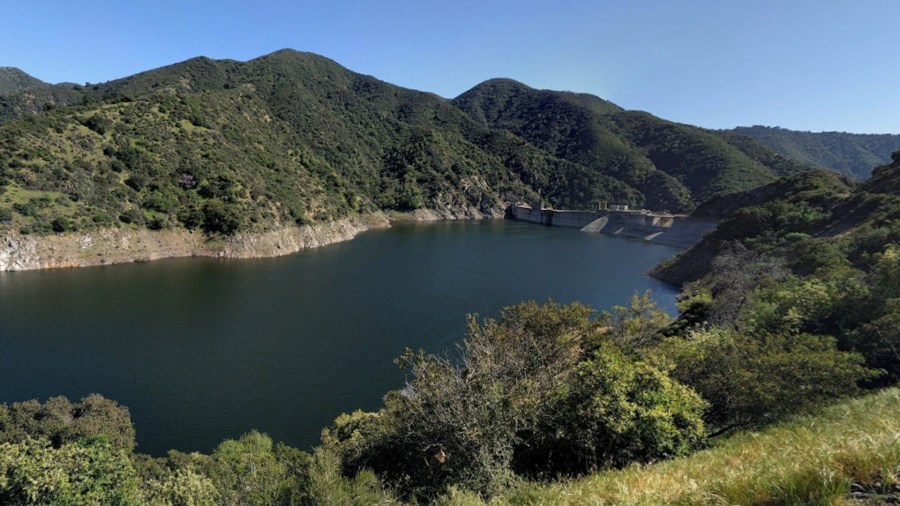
508, 203, 717, 249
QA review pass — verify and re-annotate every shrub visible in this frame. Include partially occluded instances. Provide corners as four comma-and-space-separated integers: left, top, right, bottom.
324, 301, 706, 499
81, 114, 112, 135
848, 298, 900, 385
653, 328, 876, 434
119, 208, 145, 225
51, 216, 74, 232
0, 437, 141, 505
201, 198, 243, 235
143, 467, 219, 506
0, 394, 137, 452
204, 431, 291, 506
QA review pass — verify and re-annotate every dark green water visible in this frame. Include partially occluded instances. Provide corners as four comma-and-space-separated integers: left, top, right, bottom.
0, 220, 679, 456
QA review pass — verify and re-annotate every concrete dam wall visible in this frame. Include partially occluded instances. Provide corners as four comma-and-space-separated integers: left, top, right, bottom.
509, 204, 716, 249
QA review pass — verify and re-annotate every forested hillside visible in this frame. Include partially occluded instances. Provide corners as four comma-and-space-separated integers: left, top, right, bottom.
730, 125, 900, 179
0, 50, 809, 239
454, 79, 807, 211
653, 154, 900, 285
0, 68, 82, 123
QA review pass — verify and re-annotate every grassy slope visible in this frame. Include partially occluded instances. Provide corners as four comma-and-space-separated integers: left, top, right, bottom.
730, 126, 900, 179
443, 388, 900, 505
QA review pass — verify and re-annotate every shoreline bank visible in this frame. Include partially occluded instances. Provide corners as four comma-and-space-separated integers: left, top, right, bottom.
0, 213, 390, 272
1, 205, 712, 273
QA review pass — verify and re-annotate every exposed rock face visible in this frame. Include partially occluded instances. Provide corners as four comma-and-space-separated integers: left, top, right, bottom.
391, 206, 505, 222
0, 214, 390, 272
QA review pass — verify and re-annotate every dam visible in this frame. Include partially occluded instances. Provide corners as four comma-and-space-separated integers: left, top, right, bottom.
509, 202, 717, 249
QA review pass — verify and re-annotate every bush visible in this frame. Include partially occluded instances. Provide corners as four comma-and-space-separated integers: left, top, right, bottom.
51, 216, 74, 232
204, 431, 291, 506
177, 204, 204, 230
305, 448, 398, 506
653, 328, 875, 434
81, 114, 112, 135
848, 298, 900, 385
512, 341, 706, 477
0, 394, 137, 452
143, 467, 219, 506
119, 208, 145, 225
324, 301, 706, 499
0, 437, 141, 505
201, 198, 243, 235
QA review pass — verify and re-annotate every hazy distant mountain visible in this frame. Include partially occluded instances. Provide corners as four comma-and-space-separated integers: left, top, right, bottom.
0, 50, 810, 237
729, 125, 900, 179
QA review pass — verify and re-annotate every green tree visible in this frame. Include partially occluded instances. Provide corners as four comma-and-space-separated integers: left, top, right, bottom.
605, 290, 672, 350
324, 301, 705, 499
0, 437, 141, 505
513, 341, 705, 477
0, 394, 136, 452
848, 298, 900, 385
143, 468, 219, 506
204, 431, 290, 506
305, 448, 398, 506
201, 199, 243, 235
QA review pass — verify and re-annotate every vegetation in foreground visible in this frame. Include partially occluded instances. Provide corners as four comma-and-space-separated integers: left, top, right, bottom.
449, 387, 900, 505
1, 388, 896, 505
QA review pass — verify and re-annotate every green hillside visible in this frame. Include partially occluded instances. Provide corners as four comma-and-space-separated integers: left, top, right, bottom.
653, 157, 900, 285
454, 79, 809, 212
0, 51, 653, 236
0, 50, 811, 237
0, 68, 83, 123
730, 125, 900, 179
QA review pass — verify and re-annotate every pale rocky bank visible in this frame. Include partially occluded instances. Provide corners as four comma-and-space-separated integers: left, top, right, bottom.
0, 213, 390, 272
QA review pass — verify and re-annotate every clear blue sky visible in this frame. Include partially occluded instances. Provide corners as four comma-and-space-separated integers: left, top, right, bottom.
2, 0, 898, 133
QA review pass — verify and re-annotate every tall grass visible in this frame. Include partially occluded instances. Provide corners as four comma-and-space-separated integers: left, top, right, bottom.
442, 388, 900, 505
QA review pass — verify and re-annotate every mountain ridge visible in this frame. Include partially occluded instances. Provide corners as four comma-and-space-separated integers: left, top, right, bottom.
0, 67, 48, 95
0, 49, 812, 243
727, 125, 900, 179
454, 78, 808, 211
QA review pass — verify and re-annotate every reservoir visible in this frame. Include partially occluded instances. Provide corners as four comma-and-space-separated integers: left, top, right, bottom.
0, 220, 679, 455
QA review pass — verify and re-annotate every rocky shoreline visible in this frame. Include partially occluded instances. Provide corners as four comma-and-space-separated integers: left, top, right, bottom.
0, 203, 699, 273
0, 213, 391, 272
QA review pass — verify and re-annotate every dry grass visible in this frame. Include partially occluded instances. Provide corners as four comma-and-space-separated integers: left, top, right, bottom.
442, 388, 900, 505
